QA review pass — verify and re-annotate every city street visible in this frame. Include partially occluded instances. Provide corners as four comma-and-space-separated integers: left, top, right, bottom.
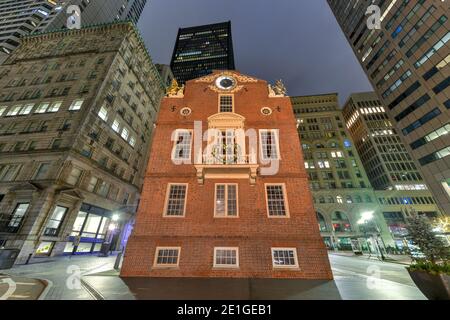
0, 252, 426, 300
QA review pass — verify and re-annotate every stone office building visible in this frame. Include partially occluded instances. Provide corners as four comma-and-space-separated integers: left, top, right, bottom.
291, 93, 393, 251
0, 22, 164, 264
121, 71, 332, 279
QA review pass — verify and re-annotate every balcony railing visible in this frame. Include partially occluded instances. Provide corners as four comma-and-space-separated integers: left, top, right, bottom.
194, 154, 259, 185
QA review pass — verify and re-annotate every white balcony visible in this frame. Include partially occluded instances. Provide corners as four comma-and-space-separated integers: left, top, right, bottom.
194, 154, 259, 185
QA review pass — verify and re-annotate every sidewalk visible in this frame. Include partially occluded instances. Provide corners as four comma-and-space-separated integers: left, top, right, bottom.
328, 251, 412, 265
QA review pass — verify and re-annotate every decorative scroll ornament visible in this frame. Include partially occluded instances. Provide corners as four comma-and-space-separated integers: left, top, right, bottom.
166, 79, 184, 98
195, 71, 259, 84
268, 79, 287, 97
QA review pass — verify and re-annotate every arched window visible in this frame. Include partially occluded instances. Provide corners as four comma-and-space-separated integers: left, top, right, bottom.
336, 195, 343, 204
316, 212, 328, 232
319, 196, 325, 204
332, 211, 352, 232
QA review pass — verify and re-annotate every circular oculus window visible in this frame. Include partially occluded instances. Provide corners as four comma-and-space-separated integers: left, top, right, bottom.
215, 76, 236, 90
261, 107, 273, 116
180, 107, 192, 116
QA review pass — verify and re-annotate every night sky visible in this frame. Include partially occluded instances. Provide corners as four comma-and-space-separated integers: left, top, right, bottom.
138, 0, 373, 104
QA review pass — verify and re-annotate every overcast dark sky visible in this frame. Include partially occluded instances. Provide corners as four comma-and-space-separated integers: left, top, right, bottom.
137, 0, 373, 104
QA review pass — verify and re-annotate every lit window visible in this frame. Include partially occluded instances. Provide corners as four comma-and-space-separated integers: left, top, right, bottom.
112, 119, 120, 133
7, 105, 23, 116
215, 184, 238, 217
272, 248, 299, 268
8, 203, 30, 230
44, 206, 68, 236
266, 184, 288, 217
154, 247, 180, 267
35, 103, 49, 114
172, 130, 192, 161
164, 184, 188, 217
129, 136, 136, 147
214, 247, 239, 268
0, 106, 7, 116
69, 99, 84, 111
121, 127, 129, 140
337, 195, 343, 204
260, 130, 280, 160
48, 101, 62, 113
19, 104, 34, 115
98, 106, 108, 121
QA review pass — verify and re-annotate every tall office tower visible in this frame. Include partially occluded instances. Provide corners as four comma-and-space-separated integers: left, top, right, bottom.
121, 71, 332, 281
291, 94, 394, 252
0, 0, 57, 62
0, 22, 164, 263
170, 21, 235, 84
343, 92, 443, 247
0, 1, 148, 63
327, 1, 450, 214
34, 0, 148, 32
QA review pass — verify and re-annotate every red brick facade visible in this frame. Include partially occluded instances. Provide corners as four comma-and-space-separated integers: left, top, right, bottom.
121, 71, 333, 279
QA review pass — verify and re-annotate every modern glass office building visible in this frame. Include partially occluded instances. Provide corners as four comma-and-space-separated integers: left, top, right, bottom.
328, 0, 450, 214
170, 21, 236, 84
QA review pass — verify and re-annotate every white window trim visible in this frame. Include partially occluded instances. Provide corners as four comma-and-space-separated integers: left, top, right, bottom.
163, 183, 188, 217
213, 247, 240, 268
153, 246, 181, 268
265, 183, 290, 218
259, 129, 281, 161
214, 183, 239, 218
271, 247, 299, 269
171, 129, 193, 163
218, 94, 234, 113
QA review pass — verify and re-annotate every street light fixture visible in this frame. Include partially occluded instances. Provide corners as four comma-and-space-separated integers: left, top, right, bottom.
358, 211, 385, 261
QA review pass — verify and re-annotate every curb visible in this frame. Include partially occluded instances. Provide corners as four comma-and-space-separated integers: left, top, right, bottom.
38, 279, 53, 300
329, 253, 411, 265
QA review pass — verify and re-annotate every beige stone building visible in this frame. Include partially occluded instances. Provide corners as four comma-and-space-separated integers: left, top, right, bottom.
0, 22, 164, 264
291, 93, 393, 253
343, 92, 443, 249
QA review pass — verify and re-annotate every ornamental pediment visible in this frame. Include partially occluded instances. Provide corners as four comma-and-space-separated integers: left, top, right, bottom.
207, 113, 245, 129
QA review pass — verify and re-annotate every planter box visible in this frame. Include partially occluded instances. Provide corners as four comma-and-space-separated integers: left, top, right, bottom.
408, 269, 450, 300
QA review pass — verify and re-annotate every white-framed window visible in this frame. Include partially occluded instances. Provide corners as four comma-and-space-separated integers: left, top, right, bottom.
214, 247, 239, 268
121, 127, 129, 141
172, 129, 192, 161
35, 103, 50, 114
214, 184, 238, 217
19, 104, 34, 115
154, 247, 180, 267
48, 101, 62, 113
271, 248, 299, 269
219, 94, 234, 113
112, 118, 120, 133
0, 106, 7, 116
98, 106, 108, 121
259, 129, 280, 160
164, 184, 188, 217
69, 99, 84, 111
265, 184, 289, 217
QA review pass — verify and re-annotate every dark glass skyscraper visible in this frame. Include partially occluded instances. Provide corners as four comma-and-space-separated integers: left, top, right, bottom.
170, 21, 235, 84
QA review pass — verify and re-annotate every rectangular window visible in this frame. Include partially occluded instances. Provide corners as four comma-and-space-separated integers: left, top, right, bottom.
7, 203, 30, 231
35, 103, 49, 114
7, 105, 22, 116
87, 176, 98, 192
121, 127, 129, 141
214, 247, 239, 268
215, 184, 238, 217
0, 164, 21, 182
154, 247, 180, 267
265, 184, 288, 217
67, 167, 82, 185
44, 206, 68, 236
48, 101, 62, 113
34, 163, 51, 180
219, 95, 233, 113
19, 104, 34, 115
129, 136, 136, 148
69, 99, 84, 111
172, 130, 192, 161
272, 248, 299, 268
112, 119, 120, 133
260, 130, 280, 160
164, 184, 188, 217
0, 106, 7, 116
98, 106, 108, 121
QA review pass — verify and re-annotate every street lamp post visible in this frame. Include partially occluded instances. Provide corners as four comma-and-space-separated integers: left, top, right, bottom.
358, 211, 385, 261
